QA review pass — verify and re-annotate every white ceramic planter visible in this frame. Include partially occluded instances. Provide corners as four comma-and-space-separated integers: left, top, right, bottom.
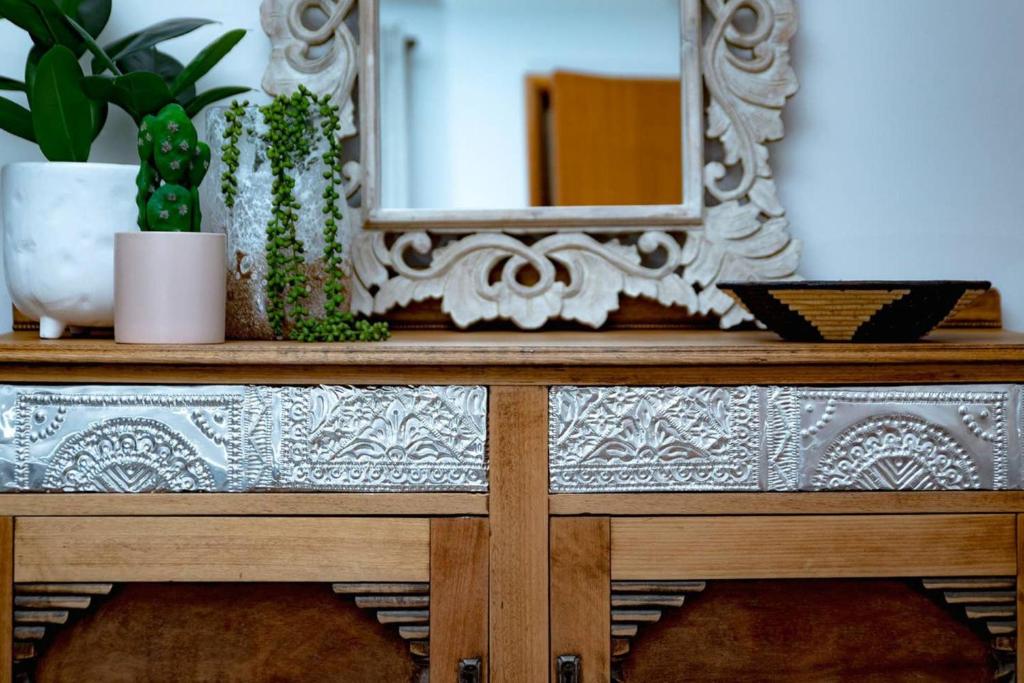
114, 232, 226, 344
2, 162, 139, 338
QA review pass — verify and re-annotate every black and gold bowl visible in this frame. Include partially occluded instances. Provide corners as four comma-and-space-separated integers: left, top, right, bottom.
719, 280, 992, 342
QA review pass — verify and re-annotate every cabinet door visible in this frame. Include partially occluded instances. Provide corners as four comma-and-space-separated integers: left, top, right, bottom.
5, 515, 488, 683
552, 514, 1020, 682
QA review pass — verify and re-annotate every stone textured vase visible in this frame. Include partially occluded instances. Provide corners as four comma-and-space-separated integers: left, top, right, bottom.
2, 162, 139, 338
205, 106, 355, 339
114, 232, 226, 344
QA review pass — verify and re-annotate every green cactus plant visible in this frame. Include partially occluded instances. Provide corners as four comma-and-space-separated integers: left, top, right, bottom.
136, 103, 209, 232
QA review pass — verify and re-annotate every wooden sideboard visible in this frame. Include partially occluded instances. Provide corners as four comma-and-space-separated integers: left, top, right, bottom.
1, 329, 1024, 682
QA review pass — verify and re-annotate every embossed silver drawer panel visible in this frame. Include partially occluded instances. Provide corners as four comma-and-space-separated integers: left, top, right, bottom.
0, 385, 487, 493
550, 385, 1022, 492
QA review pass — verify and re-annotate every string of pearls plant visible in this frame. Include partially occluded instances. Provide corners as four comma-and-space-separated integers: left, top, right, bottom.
220, 87, 389, 342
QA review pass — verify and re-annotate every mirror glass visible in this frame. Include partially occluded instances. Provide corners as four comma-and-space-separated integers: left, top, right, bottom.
378, 0, 683, 210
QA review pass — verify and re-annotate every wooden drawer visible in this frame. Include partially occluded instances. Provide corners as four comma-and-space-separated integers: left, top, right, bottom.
13, 516, 430, 582
0, 384, 487, 493
610, 514, 1017, 579
549, 385, 1023, 492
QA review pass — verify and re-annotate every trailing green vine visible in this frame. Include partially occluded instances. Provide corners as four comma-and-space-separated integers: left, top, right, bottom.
221, 86, 389, 342
220, 100, 247, 209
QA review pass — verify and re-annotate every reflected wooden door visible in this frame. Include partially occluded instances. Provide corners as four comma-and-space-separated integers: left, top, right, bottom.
527, 71, 682, 207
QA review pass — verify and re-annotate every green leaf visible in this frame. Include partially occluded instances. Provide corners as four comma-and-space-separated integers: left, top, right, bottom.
170, 28, 245, 96
56, 9, 120, 75
102, 17, 215, 67
79, 73, 115, 99
0, 76, 25, 91
70, 0, 109, 37
24, 44, 44, 104
89, 98, 106, 140
0, 0, 53, 44
25, 0, 82, 53
109, 71, 172, 121
117, 48, 194, 103
183, 85, 250, 118
29, 45, 92, 160
0, 95, 36, 142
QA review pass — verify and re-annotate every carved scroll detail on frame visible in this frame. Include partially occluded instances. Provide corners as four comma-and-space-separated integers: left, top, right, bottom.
261, 0, 360, 138
326, 0, 801, 329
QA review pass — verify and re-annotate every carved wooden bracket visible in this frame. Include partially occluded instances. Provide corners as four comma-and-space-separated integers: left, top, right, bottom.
333, 581, 430, 676
922, 577, 1017, 681
13, 583, 114, 680
611, 580, 706, 679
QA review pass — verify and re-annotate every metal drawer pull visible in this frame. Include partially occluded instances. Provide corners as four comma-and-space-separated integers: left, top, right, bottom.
557, 654, 581, 683
459, 657, 482, 683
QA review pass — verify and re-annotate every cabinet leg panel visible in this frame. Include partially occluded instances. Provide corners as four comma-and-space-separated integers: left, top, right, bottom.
551, 517, 610, 683
489, 386, 549, 682
432, 518, 489, 682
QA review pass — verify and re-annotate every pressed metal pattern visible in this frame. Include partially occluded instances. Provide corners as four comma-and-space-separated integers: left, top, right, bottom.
0, 384, 487, 493
550, 385, 1021, 492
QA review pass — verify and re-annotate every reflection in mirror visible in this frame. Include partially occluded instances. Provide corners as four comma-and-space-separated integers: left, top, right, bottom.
378, 0, 683, 210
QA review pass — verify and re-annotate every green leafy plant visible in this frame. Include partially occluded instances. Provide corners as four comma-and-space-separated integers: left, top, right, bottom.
0, 0, 249, 160
136, 102, 208, 232
220, 87, 389, 343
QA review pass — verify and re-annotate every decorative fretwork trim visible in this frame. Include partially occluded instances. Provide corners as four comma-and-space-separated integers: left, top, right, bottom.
611, 580, 706, 680
922, 577, 1017, 681
333, 582, 431, 673
13, 583, 114, 680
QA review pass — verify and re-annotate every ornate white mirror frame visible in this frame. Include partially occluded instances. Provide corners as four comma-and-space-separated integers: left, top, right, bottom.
261, 0, 800, 330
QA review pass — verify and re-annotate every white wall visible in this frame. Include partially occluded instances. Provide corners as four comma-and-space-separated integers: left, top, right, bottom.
772, 0, 1024, 330
1, 0, 1022, 331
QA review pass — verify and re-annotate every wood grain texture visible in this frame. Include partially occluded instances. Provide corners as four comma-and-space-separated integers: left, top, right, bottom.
551, 517, 610, 683
0, 493, 487, 517
431, 518, 488, 683
0, 518, 11, 683
1018, 514, 1023, 679
942, 288, 1002, 328
2, 330, 1024, 384
551, 492, 1024, 516
33, 583, 415, 683
622, 580, 994, 681
488, 386, 548, 683
14, 517, 429, 583
611, 515, 1017, 579
3, 329, 1022, 366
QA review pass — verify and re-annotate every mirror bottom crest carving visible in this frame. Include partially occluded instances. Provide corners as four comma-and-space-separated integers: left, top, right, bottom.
352, 210, 800, 330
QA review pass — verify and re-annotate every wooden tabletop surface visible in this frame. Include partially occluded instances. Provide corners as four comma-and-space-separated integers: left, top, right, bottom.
1, 329, 1023, 367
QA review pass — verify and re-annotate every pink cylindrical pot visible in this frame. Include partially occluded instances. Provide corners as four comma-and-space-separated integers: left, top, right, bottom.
115, 233, 226, 344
